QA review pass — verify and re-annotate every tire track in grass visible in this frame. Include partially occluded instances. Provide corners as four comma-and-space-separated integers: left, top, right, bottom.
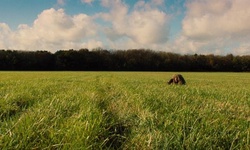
92, 77, 132, 149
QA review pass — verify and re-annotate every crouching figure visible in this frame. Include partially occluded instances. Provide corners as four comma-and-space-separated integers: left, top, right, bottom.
168, 74, 186, 85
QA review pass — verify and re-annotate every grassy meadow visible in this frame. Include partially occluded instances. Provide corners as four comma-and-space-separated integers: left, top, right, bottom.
0, 72, 249, 149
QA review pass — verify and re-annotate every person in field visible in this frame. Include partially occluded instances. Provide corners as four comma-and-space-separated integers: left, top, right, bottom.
168, 74, 186, 85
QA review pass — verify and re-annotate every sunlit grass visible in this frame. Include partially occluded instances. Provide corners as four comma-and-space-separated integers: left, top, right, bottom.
0, 72, 249, 149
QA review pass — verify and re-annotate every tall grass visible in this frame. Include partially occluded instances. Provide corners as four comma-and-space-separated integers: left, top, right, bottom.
0, 72, 249, 149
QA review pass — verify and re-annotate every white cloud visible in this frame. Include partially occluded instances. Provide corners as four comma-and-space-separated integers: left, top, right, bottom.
232, 44, 250, 56
127, 10, 169, 44
0, 23, 12, 49
0, 8, 101, 52
0, 0, 171, 52
81, 0, 94, 5
100, 0, 113, 7
99, 0, 170, 49
183, 0, 250, 40
178, 0, 250, 55
2, 0, 249, 55
57, 0, 65, 6
34, 9, 97, 41
151, 0, 164, 6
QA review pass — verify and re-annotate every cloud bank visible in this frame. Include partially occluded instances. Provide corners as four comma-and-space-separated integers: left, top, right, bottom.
0, 8, 101, 52
0, 0, 170, 52
178, 0, 250, 55
0, 0, 250, 55
99, 0, 169, 49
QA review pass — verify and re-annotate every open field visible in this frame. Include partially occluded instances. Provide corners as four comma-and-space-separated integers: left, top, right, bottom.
0, 72, 249, 149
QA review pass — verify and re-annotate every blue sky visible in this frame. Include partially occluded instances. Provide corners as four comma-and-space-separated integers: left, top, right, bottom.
0, 0, 249, 55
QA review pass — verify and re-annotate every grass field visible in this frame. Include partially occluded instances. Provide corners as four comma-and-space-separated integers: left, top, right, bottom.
0, 72, 249, 149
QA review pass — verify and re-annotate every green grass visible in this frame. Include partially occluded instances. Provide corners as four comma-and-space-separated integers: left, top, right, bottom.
0, 72, 249, 149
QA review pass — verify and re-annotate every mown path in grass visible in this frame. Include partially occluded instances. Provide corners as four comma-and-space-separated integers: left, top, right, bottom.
0, 72, 249, 149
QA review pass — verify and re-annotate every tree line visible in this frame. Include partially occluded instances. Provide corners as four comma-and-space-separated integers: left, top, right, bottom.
0, 49, 249, 71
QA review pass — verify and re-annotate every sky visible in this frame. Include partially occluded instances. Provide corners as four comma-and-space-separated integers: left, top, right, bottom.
0, 0, 250, 55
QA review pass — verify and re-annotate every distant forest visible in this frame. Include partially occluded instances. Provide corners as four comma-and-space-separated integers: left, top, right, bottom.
0, 49, 249, 71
